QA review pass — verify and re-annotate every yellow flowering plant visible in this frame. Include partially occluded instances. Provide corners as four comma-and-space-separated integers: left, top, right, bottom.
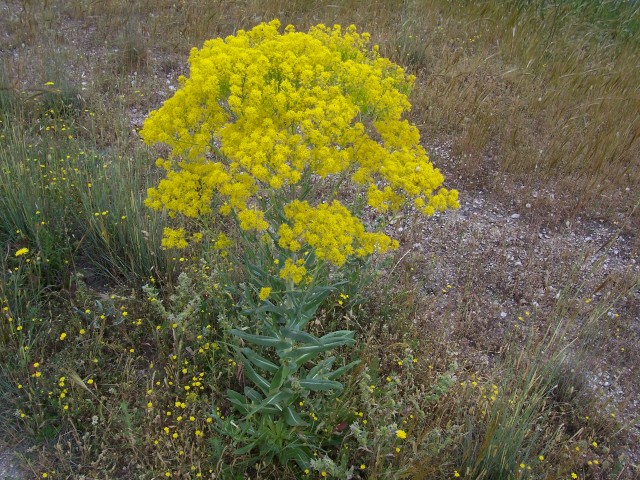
141, 19, 458, 256
141, 19, 458, 471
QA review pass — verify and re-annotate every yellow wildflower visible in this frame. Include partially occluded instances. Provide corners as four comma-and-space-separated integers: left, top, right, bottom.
258, 287, 272, 301
279, 259, 307, 284
140, 19, 457, 257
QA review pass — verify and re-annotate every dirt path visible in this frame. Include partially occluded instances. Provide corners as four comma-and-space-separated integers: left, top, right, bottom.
0, 447, 23, 480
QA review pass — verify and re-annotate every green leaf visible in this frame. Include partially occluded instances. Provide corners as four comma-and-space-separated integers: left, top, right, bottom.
280, 327, 322, 345
246, 404, 281, 416
293, 286, 336, 329
327, 359, 361, 380
282, 445, 312, 468
283, 406, 309, 427
227, 389, 250, 415
319, 330, 355, 342
291, 351, 321, 367
241, 356, 271, 394
269, 365, 290, 393
308, 356, 336, 378
234, 434, 264, 456
242, 302, 286, 318
230, 328, 287, 348
246, 261, 268, 279
241, 347, 279, 374
281, 338, 355, 361
247, 389, 294, 417
244, 387, 263, 404
299, 378, 344, 392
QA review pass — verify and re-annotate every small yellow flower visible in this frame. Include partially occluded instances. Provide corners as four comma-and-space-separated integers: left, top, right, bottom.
396, 429, 407, 439
454, 472, 460, 478
59, 332, 67, 340
87, 379, 94, 385
15, 248, 29, 257
258, 287, 272, 301
538, 455, 544, 461
571, 473, 578, 479
360, 464, 366, 470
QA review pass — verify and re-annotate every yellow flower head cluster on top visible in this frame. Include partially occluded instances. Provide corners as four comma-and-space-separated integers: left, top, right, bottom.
141, 20, 458, 263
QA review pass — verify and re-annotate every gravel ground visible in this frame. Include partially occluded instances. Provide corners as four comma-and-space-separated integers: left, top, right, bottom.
0, 448, 23, 480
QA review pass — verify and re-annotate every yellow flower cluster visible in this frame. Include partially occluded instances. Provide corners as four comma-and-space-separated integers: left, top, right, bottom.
278, 258, 307, 284
141, 19, 458, 257
258, 287, 272, 301
146, 160, 229, 218
161, 228, 203, 249
278, 200, 398, 266
162, 227, 188, 249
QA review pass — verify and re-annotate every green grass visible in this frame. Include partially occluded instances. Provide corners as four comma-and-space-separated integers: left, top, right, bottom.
0, 105, 176, 289
0, 0, 638, 478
